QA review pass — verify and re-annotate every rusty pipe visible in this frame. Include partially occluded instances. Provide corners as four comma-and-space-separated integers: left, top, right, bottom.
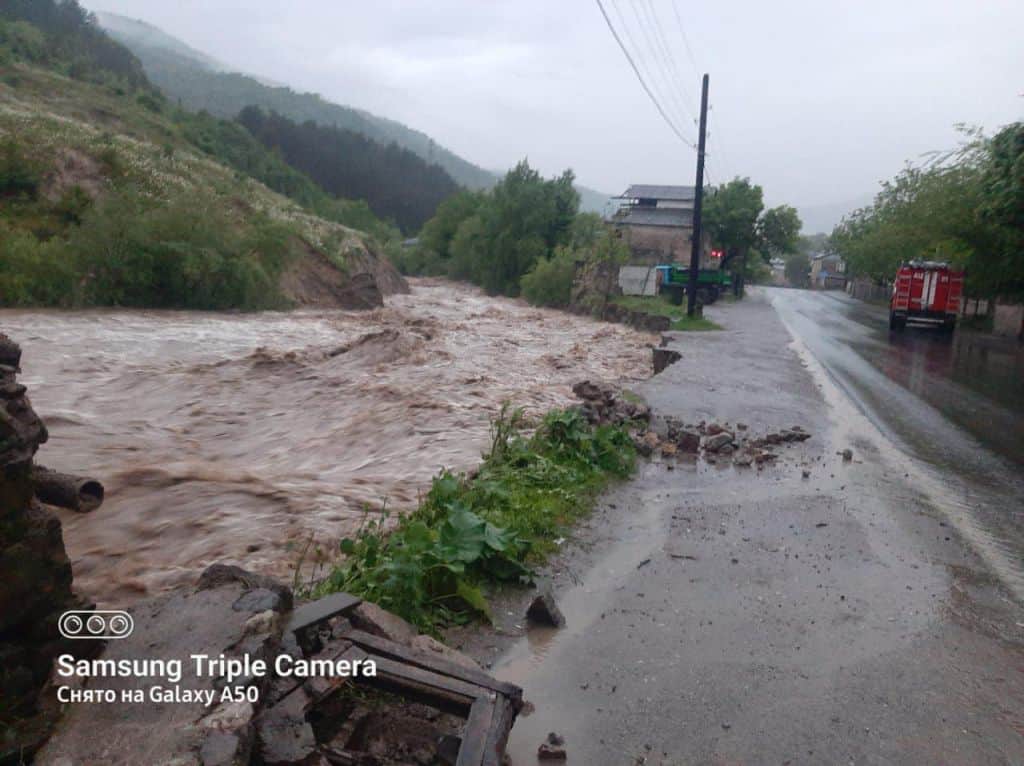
31, 465, 104, 513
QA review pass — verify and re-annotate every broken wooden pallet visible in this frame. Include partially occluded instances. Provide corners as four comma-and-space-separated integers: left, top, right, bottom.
277, 591, 522, 766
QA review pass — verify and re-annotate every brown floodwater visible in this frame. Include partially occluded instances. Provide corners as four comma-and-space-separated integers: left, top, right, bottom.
2, 278, 653, 606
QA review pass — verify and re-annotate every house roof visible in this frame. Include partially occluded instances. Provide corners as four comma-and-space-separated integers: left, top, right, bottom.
611, 207, 693, 228
618, 184, 696, 201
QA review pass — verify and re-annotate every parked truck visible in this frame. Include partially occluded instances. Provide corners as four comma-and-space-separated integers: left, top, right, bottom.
889, 261, 964, 332
656, 264, 733, 306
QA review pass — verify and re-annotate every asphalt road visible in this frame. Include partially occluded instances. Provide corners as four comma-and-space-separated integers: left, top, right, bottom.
492, 288, 1024, 765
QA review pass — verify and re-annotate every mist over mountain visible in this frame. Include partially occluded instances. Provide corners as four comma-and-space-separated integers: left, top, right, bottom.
797, 194, 874, 235
95, 11, 612, 214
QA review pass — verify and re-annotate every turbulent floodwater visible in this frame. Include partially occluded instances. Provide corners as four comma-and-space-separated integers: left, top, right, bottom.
3, 279, 653, 606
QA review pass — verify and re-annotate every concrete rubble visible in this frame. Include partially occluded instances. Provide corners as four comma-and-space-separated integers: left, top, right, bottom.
34, 564, 519, 765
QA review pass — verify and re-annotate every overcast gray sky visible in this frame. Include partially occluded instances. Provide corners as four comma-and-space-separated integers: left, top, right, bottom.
86, 0, 1022, 222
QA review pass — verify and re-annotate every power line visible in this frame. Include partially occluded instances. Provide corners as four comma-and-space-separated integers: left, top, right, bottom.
609, 0, 695, 145
595, 0, 697, 150
670, 0, 701, 77
640, 0, 698, 125
630, 0, 697, 131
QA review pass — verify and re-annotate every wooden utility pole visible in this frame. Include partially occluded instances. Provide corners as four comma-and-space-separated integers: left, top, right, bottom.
687, 73, 710, 318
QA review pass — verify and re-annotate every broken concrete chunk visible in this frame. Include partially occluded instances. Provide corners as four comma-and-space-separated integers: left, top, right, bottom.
349, 601, 417, 645
256, 708, 316, 766
733, 453, 753, 467
199, 729, 250, 766
526, 588, 565, 628
409, 634, 482, 671
233, 587, 287, 613
703, 432, 734, 452
676, 430, 701, 453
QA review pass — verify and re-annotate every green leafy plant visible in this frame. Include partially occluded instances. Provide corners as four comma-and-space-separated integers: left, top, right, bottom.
315, 405, 636, 631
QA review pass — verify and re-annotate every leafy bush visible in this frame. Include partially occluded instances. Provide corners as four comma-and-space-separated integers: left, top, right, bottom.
69, 188, 295, 309
316, 406, 636, 630
417, 160, 580, 295
0, 229, 74, 306
0, 139, 40, 198
520, 245, 577, 308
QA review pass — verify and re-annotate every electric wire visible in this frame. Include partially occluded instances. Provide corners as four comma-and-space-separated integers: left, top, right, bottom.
595, 0, 697, 150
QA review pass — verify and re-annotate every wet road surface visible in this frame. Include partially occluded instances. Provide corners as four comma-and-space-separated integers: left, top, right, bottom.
490, 288, 1024, 765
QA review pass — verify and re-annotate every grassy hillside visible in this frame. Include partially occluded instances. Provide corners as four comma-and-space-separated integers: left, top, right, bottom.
95, 11, 614, 214
0, 10, 406, 309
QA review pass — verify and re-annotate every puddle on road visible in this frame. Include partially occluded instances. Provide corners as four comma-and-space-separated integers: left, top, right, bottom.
776, 303, 1024, 602
496, 476, 668, 683
493, 472, 669, 764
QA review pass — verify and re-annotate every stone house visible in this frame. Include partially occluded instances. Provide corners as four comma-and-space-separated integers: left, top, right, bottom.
608, 184, 712, 267
809, 252, 847, 289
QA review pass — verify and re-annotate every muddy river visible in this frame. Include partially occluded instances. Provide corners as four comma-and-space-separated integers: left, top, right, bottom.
3, 279, 653, 605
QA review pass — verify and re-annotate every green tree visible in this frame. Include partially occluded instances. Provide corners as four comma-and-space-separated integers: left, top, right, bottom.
432, 159, 580, 296
830, 125, 1021, 297
520, 245, 577, 308
758, 205, 802, 258
703, 177, 764, 269
417, 190, 482, 262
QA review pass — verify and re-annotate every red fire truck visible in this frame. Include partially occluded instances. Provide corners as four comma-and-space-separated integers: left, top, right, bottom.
889, 261, 964, 332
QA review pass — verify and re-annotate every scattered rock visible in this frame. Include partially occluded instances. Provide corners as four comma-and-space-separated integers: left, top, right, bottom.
527, 588, 566, 628
733, 453, 753, 467
538, 732, 567, 761
705, 422, 726, 436
802, 469, 811, 479
676, 430, 701, 453
754, 451, 776, 464
704, 432, 734, 452
572, 380, 650, 427
718, 443, 735, 455
841, 448, 853, 461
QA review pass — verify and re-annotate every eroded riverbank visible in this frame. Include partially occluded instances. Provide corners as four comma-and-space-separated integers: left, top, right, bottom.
2, 278, 654, 605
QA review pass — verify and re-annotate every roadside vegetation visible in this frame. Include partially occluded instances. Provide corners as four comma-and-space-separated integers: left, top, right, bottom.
612, 294, 722, 331
703, 178, 803, 283
314, 406, 636, 631
830, 124, 1024, 300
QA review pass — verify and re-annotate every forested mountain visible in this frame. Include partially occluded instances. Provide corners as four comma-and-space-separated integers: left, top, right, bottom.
96, 11, 495, 191
1, 0, 406, 310
239, 108, 460, 234
94, 11, 613, 214
1, 0, 147, 87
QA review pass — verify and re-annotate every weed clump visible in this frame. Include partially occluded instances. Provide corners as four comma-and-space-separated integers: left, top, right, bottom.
316, 406, 636, 631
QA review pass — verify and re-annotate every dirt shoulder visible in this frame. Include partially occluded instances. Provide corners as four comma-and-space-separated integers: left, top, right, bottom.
450, 290, 1024, 765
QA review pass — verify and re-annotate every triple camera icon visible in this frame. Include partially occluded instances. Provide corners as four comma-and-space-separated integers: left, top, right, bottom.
58, 610, 134, 640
